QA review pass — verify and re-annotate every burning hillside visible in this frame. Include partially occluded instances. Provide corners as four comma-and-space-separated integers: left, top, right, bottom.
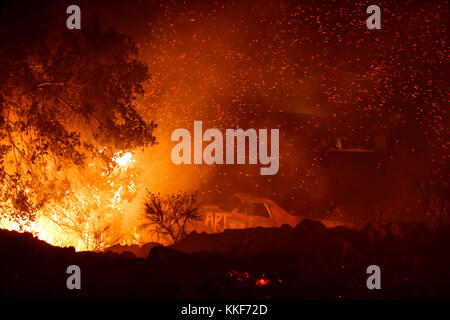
0, 0, 448, 308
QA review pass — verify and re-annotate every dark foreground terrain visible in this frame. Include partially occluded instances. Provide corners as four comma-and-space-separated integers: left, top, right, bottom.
1, 219, 450, 299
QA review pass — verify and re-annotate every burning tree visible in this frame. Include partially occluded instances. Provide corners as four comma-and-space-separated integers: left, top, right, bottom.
142, 191, 201, 244
0, 6, 157, 249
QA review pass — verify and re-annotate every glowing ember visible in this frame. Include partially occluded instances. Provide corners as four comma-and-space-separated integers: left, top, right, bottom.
256, 276, 270, 287
228, 270, 250, 281
229, 270, 276, 287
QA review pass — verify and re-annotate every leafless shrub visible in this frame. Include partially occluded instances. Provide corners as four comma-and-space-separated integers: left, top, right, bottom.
142, 191, 201, 244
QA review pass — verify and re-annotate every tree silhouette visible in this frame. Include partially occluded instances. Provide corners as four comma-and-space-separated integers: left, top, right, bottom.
142, 192, 201, 244
0, 2, 156, 224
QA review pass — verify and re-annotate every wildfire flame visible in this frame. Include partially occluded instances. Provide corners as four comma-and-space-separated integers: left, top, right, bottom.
0, 150, 155, 251
115, 152, 133, 167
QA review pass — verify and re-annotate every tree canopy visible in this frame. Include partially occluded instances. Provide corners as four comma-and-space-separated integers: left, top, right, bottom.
0, 1, 156, 224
